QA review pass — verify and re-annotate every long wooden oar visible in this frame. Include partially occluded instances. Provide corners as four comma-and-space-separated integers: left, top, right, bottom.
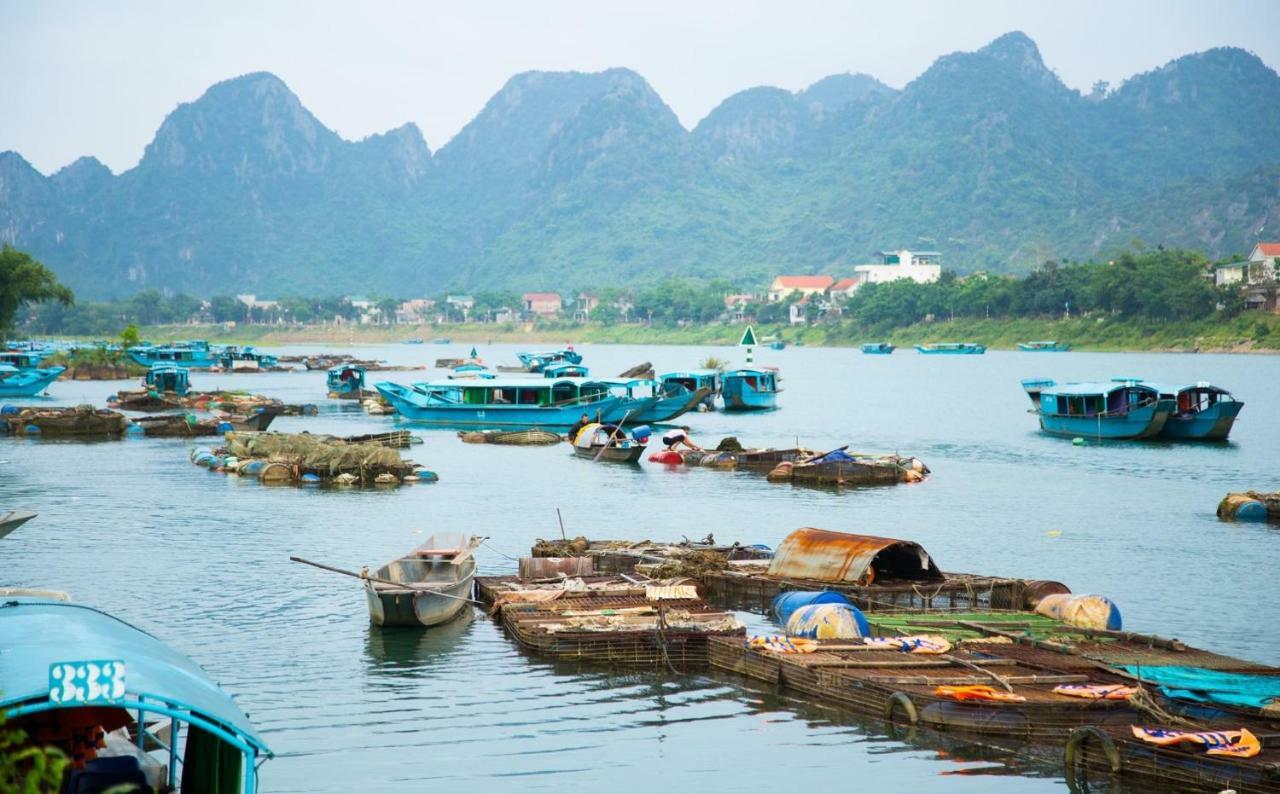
593, 410, 632, 461
290, 556, 482, 604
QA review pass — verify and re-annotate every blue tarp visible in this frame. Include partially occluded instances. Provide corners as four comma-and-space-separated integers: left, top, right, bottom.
1121, 664, 1280, 710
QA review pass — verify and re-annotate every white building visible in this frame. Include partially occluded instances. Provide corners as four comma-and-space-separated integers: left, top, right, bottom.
852, 250, 942, 286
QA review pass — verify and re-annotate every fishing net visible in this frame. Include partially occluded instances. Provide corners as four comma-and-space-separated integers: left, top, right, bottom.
224, 432, 405, 474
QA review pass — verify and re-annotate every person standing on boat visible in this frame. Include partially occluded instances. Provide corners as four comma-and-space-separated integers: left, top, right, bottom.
568, 413, 591, 443
662, 426, 702, 451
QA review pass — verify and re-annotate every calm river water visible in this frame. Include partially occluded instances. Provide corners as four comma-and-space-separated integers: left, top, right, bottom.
2, 342, 1277, 792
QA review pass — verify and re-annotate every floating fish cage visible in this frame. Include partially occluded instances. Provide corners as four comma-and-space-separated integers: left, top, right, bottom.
707, 636, 1138, 740
529, 539, 773, 576
1065, 722, 1280, 794
481, 589, 742, 671
2, 405, 130, 437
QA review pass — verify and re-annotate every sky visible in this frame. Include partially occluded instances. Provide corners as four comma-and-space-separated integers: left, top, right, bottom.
2, 0, 1278, 175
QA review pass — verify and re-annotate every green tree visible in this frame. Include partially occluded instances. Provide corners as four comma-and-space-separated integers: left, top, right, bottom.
0, 246, 74, 345
119, 323, 141, 347
1, 708, 69, 793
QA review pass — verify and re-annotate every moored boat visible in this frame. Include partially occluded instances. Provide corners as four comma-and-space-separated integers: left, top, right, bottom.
541, 362, 589, 378
721, 368, 779, 411
1021, 378, 1174, 440
327, 363, 371, 398
658, 369, 720, 411
375, 377, 624, 428
514, 348, 582, 372
1154, 382, 1243, 441
0, 509, 37, 540
861, 342, 895, 354
1018, 340, 1071, 352
218, 345, 279, 371
916, 342, 986, 354
0, 363, 65, 397
0, 595, 272, 792
448, 362, 495, 380
364, 534, 480, 627
127, 341, 221, 369
0, 350, 48, 369
571, 422, 649, 463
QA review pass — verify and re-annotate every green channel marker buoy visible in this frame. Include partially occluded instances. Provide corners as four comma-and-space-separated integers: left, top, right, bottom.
1072, 437, 1085, 446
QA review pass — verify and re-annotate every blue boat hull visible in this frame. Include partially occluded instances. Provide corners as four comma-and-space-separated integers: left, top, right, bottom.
128, 351, 220, 369
377, 383, 624, 428
916, 346, 985, 355
1036, 399, 1174, 440
861, 346, 894, 355
0, 367, 65, 397
1159, 401, 1243, 441
722, 382, 777, 411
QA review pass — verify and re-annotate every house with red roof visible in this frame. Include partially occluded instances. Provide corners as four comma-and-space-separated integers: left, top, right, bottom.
768, 275, 834, 302
522, 292, 562, 317
1249, 243, 1280, 279
1217, 243, 1280, 312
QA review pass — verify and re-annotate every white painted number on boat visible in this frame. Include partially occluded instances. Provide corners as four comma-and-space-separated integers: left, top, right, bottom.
49, 660, 127, 704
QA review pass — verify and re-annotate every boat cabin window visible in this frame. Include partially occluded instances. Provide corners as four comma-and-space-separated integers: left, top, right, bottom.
516, 388, 541, 405
551, 381, 576, 406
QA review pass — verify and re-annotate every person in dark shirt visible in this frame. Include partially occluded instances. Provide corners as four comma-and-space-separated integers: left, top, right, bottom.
567, 413, 591, 443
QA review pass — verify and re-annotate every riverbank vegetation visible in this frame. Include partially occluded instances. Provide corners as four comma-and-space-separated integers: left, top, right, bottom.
13, 246, 1280, 352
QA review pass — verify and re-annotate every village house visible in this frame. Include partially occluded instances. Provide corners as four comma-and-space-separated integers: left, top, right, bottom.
523, 292, 562, 317
852, 249, 943, 286
396, 298, 436, 324
1216, 242, 1280, 311
767, 275, 834, 302
573, 293, 599, 322
345, 297, 381, 325
723, 293, 754, 323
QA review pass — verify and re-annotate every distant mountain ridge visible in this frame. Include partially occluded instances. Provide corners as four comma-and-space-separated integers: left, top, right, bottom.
2, 31, 1279, 299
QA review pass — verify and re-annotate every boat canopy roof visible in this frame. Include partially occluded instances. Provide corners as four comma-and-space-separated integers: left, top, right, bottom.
0, 363, 20, 374
660, 369, 719, 379
723, 367, 774, 377
0, 598, 270, 757
328, 362, 364, 374
1145, 381, 1233, 396
1037, 380, 1158, 397
766, 528, 943, 584
413, 376, 608, 389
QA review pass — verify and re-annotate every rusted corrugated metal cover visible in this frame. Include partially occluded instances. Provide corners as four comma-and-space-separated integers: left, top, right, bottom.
518, 556, 594, 579
765, 528, 942, 584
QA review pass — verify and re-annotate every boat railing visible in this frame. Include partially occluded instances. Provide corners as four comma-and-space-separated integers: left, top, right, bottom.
1030, 394, 1164, 419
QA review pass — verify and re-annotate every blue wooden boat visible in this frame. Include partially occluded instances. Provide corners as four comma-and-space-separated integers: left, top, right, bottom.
861, 343, 895, 354
571, 422, 649, 463
375, 377, 624, 427
127, 341, 220, 369
516, 349, 583, 372
598, 378, 699, 423
659, 370, 720, 412
916, 343, 986, 355
146, 365, 191, 396
448, 362, 495, 380
1018, 340, 1071, 352
721, 367, 780, 411
542, 362, 589, 378
327, 363, 369, 399
768, 340, 787, 350
1154, 382, 1244, 441
218, 345, 278, 370
1, 595, 272, 793
1021, 378, 1174, 440
0, 363, 64, 397
0, 350, 48, 369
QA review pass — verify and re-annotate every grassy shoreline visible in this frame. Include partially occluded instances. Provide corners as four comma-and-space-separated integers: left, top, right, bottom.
125, 313, 1280, 353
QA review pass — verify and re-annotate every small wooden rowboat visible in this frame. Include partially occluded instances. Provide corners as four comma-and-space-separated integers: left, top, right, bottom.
0, 510, 37, 540
571, 422, 647, 463
363, 534, 480, 627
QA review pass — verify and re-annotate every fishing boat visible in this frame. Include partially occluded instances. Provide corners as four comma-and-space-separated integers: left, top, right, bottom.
363, 534, 480, 627
860, 342, 895, 355
1018, 340, 1071, 352
593, 379, 670, 423
721, 368, 779, 411
1154, 382, 1244, 441
0, 363, 64, 397
0, 596, 272, 792
374, 377, 624, 428
542, 362, 589, 378
0, 350, 48, 369
127, 341, 221, 369
110, 366, 192, 410
659, 370, 720, 411
217, 345, 279, 371
916, 342, 986, 355
514, 349, 583, 373
1021, 378, 1175, 440
768, 340, 787, 351
0, 509, 36, 540
146, 365, 191, 395
570, 422, 648, 463
403, 338, 425, 344
448, 362, 495, 380
327, 363, 370, 398
431, 337, 451, 344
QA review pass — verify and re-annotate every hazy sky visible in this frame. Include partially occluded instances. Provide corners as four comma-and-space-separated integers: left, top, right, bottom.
3, 0, 1278, 174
